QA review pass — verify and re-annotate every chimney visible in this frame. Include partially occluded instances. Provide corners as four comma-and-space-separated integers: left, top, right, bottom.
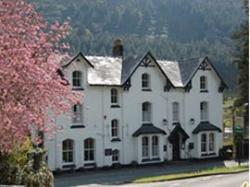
112, 39, 123, 57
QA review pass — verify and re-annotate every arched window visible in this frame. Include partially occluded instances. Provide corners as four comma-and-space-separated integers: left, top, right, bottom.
72, 104, 83, 123
111, 119, 119, 138
142, 73, 150, 89
142, 102, 152, 122
142, 136, 149, 158
72, 71, 82, 88
62, 139, 74, 163
200, 76, 207, 91
112, 149, 119, 163
111, 88, 118, 104
172, 102, 180, 122
201, 134, 207, 153
152, 136, 159, 157
209, 133, 215, 152
84, 138, 95, 162
200, 102, 208, 121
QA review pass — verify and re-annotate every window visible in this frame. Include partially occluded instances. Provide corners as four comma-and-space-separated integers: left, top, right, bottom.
200, 102, 208, 121
142, 73, 150, 89
142, 136, 149, 158
84, 138, 95, 162
152, 136, 159, 157
200, 76, 207, 91
209, 133, 215, 152
201, 134, 207, 153
72, 71, 82, 88
172, 102, 180, 122
112, 149, 119, 163
142, 102, 152, 122
111, 88, 118, 104
72, 104, 82, 123
62, 139, 74, 163
111, 119, 119, 138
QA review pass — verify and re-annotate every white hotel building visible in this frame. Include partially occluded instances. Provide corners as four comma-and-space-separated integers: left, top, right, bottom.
45, 40, 227, 171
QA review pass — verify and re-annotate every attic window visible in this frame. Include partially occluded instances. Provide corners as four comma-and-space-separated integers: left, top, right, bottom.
142, 73, 151, 90
72, 71, 83, 89
200, 76, 207, 92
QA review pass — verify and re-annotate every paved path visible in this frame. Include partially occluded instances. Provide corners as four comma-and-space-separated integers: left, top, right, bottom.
55, 160, 248, 187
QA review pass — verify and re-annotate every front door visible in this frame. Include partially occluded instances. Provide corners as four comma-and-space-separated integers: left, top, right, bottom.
172, 135, 180, 160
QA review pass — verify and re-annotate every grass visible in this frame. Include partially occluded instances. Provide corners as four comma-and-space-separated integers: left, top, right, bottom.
134, 165, 249, 183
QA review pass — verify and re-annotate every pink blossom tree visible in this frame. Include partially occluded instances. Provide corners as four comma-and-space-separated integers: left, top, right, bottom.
0, 0, 80, 152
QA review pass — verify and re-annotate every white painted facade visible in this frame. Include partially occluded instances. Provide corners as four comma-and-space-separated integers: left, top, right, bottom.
45, 51, 225, 171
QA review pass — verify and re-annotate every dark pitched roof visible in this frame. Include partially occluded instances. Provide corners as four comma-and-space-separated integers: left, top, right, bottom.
192, 121, 222, 134
132, 123, 166, 137
168, 124, 190, 143
63, 51, 227, 89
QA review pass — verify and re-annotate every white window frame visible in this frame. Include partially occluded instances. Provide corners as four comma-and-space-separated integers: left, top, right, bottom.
142, 73, 150, 89
84, 138, 95, 163
209, 133, 215, 153
72, 104, 83, 124
142, 136, 150, 159
111, 119, 119, 138
72, 71, 83, 88
152, 136, 159, 158
201, 133, 207, 154
172, 102, 180, 122
62, 139, 74, 164
200, 76, 207, 91
142, 102, 152, 123
200, 102, 208, 121
111, 88, 118, 104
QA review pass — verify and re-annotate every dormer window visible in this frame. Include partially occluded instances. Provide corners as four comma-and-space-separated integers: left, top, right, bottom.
142, 73, 151, 90
72, 71, 83, 89
200, 76, 207, 92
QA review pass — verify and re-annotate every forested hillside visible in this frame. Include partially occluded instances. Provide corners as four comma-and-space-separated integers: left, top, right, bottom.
31, 0, 245, 91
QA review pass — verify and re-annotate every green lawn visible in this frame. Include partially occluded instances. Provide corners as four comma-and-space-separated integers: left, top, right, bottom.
134, 165, 249, 183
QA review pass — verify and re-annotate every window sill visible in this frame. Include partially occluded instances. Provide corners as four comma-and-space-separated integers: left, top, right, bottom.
200, 90, 208, 93
62, 164, 76, 169
142, 158, 160, 162
201, 152, 216, 157
111, 138, 121, 142
111, 104, 120, 108
70, 125, 85, 129
72, 87, 84, 91
142, 88, 152, 92
84, 163, 96, 168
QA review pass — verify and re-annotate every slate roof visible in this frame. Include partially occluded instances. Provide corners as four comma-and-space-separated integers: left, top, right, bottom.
168, 124, 190, 143
65, 51, 227, 88
132, 123, 166, 137
192, 121, 222, 134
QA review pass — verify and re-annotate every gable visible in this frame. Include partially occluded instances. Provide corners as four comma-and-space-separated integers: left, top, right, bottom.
121, 51, 175, 88
62, 52, 94, 69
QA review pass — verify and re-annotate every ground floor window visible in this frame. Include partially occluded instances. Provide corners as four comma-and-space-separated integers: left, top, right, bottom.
200, 132, 216, 156
209, 133, 215, 152
84, 138, 95, 162
142, 136, 149, 158
141, 135, 160, 160
112, 149, 119, 163
152, 136, 159, 157
201, 133, 207, 153
62, 139, 74, 164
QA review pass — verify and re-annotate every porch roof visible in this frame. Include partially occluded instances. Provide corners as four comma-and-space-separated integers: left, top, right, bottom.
168, 123, 189, 143
132, 123, 166, 137
192, 121, 222, 134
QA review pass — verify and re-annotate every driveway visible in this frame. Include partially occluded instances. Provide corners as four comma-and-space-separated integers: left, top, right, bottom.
54, 160, 248, 187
